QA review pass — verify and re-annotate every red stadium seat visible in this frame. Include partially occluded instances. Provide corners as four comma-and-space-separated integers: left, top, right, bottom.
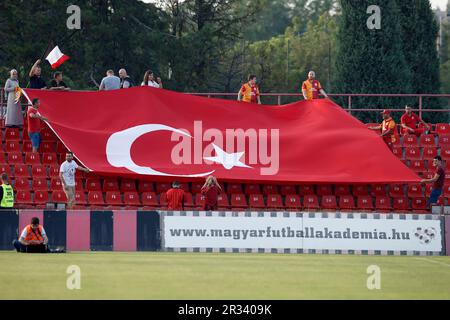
159, 192, 167, 207
262, 184, 278, 195
22, 141, 32, 153
86, 178, 101, 191
411, 197, 427, 213
103, 178, 119, 192
353, 185, 369, 196
156, 182, 171, 194
404, 147, 421, 160
179, 183, 190, 192
389, 184, 405, 198
41, 129, 57, 141
339, 195, 355, 211
74, 178, 84, 191
227, 183, 243, 194
391, 146, 403, 159
5, 128, 20, 141
105, 191, 123, 206
141, 192, 158, 207
425, 185, 433, 196
75, 191, 87, 205
419, 134, 436, 147
183, 192, 195, 209
0, 164, 11, 177
88, 191, 105, 205
22, 129, 29, 141
303, 195, 319, 211
444, 185, 450, 197
422, 147, 438, 161
407, 184, 423, 197
47, 165, 59, 177
120, 179, 136, 192
51, 177, 63, 191
436, 123, 450, 135
403, 135, 419, 148
442, 147, 450, 161
16, 190, 32, 205
32, 164, 47, 178
375, 196, 392, 212
52, 190, 68, 203
244, 184, 261, 195
248, 194, 265, 209
25, 152, 41, 165
34, 190, 49, 205
32, 178, 48, 191
280, 185, 296, 196
371, 184, 387, 197
14, 164, 30, 178
194, 193, 205, 208
5, 141, 20, 153
335, 185, 351, 196
438, 134, 450, 147
42, 153, 58, 165
317, 185, 333, 196
40, 141, 56, 153
299, 185, 315, 196
0, 152, 6, 164
217, 194, 230, 210
409, 160, 426, 173
266, 194, 284, 209
230, 194, 248, 209
8, 152, 23, 164
123, 191, 142, 206
285, 194, 301, 210
393, 197, 410, 212
138, 181, 154, 193
14, 177, 30, 191
320, 195, 337, 211
357, 196, 374, 211
422, 172, 434, 180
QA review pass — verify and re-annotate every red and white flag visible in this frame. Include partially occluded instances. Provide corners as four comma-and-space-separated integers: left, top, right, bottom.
23, 87, 420, 184
45, 46, 70, 69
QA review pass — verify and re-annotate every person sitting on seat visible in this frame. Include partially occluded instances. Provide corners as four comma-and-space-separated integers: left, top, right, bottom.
13, 217, 49, 253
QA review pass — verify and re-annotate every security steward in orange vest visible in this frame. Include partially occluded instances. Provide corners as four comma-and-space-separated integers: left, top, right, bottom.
13, 217, 49, 253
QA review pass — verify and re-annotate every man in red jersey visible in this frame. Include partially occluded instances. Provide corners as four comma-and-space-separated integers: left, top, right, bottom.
400, 105, 430, 136
166, 181, 185, 210
302, 71, 328, 101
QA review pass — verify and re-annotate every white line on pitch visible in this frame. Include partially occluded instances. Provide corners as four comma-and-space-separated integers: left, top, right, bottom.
414, 257, 450, 268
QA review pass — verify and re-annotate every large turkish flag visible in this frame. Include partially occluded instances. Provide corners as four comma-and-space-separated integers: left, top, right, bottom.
24, 87, 419, 183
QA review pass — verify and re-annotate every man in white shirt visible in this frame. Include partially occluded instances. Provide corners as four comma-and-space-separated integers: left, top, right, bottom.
60, 152, 89, 208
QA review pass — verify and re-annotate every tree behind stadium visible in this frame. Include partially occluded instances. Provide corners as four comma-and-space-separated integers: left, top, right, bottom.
335, 0, 412, 122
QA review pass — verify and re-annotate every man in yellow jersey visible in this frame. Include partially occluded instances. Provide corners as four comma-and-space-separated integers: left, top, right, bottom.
0, 173, 14, 209
238, 74, 261, 104
368, 110, 397, 151
302, 71, 328, 100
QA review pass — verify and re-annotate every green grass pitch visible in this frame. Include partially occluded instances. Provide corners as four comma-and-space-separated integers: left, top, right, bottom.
0, 252, 449, 300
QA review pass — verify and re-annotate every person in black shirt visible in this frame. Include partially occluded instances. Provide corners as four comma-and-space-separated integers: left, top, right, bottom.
49, 71, 70, 91
28, 59, 47, 89
118, 68, 134, 88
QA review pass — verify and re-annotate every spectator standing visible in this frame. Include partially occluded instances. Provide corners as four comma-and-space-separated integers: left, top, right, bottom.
60, 152, 89, 209
142, 70, 163, 88
4, 69, 23, 128
0, 173, 14, 209
302, 71, 328, 100
368, 110, 397, 151
27, 98, 48, 152
28, 59, 47, 89
166, 181, 185, 210
99, 70, 121, 91
421, 156, 446, 210
49, 71, 70, 91
238, 75, 261, 104
13, 217, 49, 253
201, 176, 222, 211
400, 105, 430, 136
119, 69, 134, 88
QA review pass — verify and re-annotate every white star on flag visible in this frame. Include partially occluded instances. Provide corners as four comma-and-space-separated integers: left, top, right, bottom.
203, 144, 252, 170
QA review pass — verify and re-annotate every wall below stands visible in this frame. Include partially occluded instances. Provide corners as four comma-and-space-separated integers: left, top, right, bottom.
0, 210, 448, 255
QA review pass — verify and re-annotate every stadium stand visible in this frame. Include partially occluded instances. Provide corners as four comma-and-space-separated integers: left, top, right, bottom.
1, 118, 448, 212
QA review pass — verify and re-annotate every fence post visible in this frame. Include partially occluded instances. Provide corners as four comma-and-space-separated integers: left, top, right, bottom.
348, 96, 352, 113
418, 95, 423, 119
278, 95, 281, 106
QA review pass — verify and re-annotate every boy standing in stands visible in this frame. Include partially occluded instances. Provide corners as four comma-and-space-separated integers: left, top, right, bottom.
27, 98, 48, 152
166, 181, 185, 211
421, 156, 446, 210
